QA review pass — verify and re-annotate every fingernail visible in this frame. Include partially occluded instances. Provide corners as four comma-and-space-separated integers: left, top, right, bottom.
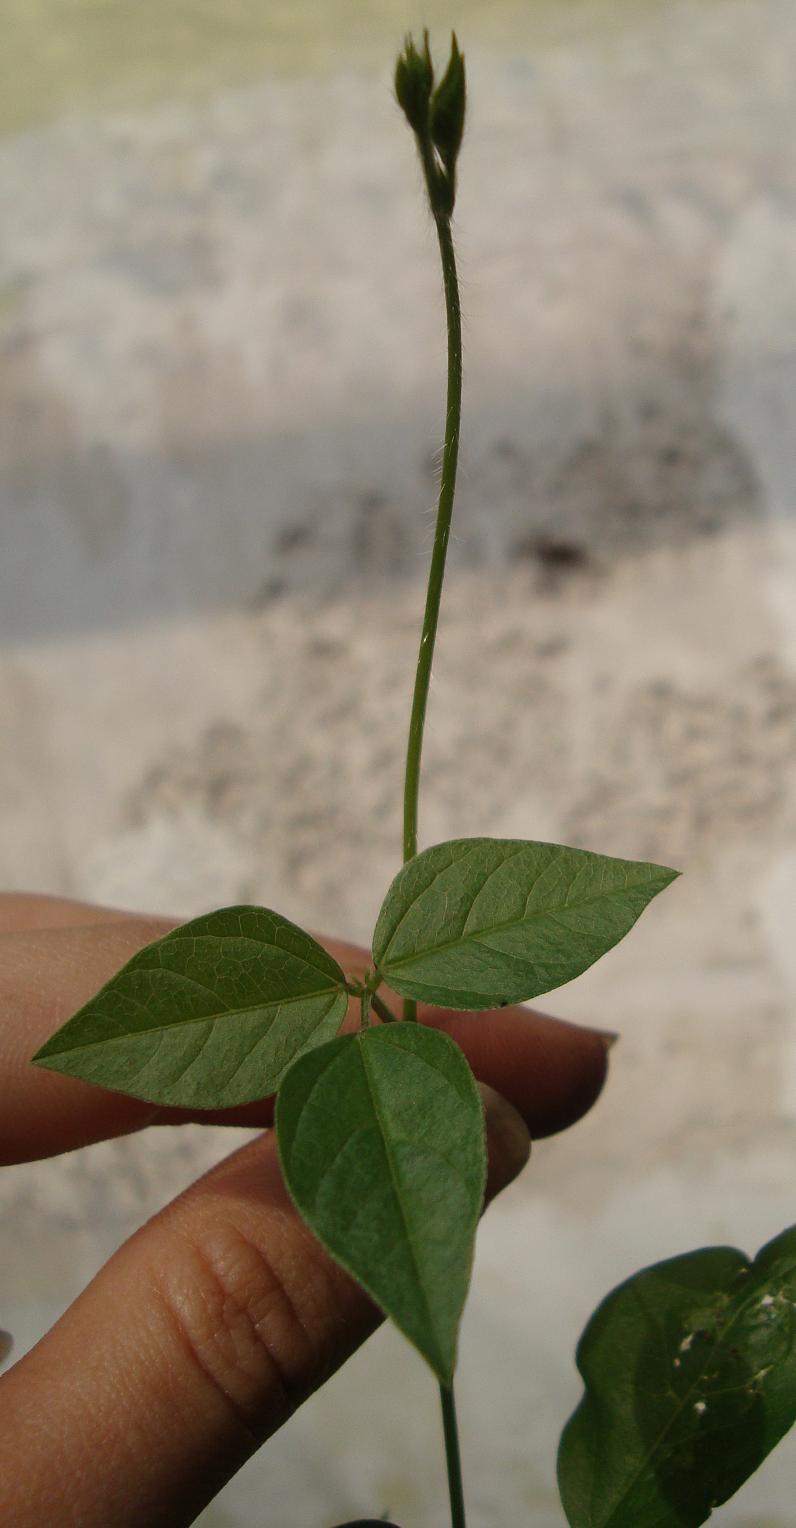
480, 1083, 531, 1200
592, 1028, 620, 1051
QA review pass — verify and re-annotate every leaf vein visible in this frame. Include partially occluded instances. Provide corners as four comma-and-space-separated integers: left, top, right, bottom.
384, 872, 667, 976
358, 1038, 440, 1358
44, 983, 345, 1057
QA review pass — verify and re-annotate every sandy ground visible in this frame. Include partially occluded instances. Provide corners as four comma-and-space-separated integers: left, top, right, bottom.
2, 2, 796, 1523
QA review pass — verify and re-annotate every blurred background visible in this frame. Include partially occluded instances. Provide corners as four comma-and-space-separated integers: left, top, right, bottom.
2, 1, 796, 1522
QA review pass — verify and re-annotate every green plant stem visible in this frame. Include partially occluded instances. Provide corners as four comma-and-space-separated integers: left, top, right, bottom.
399, 144, 466, 1528
370, 991, 399, 1025
440, 1381, 467, 1528
402, 193, 463, 1028
402, 207, 462, 870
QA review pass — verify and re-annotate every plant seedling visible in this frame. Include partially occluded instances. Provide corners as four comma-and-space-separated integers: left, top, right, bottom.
32, 31, 796, 1528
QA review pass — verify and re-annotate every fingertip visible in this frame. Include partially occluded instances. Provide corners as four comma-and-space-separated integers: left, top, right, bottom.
480, 1083, 531, 1202
418, 1004, 613, 1138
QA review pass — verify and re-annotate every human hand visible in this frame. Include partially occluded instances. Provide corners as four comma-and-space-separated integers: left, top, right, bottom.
0, 894, 612, 1528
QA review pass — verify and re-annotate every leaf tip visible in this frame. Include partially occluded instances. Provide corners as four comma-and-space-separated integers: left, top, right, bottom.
30, 1037, 57, 1066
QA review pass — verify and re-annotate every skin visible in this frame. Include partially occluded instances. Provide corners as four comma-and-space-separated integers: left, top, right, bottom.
0, 893, 613, 1527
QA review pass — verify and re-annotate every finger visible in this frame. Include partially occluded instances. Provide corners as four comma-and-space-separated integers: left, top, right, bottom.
0, 892, 150, 933
0, 1091, 528, 1528
419, 1005, 612, 1138
0, 918, 611, 1163
480, 1082, 532, 1201
0, 915, 178, 1163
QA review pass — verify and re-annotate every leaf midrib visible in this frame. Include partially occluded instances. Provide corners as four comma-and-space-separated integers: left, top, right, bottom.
358, 1034, 444, 1374
379, 865, 669, 974
39, 978, 345, 1058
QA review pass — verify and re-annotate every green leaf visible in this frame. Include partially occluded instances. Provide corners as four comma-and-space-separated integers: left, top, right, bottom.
276, 1022, 486, 1383
32, 906, 349, 1109
558, 1225, 796, 1528
372, 838, 678, 1009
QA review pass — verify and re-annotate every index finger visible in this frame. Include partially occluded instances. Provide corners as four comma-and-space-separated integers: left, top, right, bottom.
0, 900, 611, 1164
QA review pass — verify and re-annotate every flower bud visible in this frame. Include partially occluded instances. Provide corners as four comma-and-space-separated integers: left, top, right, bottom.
429, 33, 466, 171
395, 30, 434, 135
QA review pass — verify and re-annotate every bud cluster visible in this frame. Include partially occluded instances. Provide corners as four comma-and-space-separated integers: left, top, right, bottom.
395, 30, 466, 218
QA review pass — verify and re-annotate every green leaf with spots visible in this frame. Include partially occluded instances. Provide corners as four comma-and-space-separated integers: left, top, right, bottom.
32, 906, 349, 1109
558, 1225, 796, 1527
276, 1022, 486, 1383
372, 838, 678, 1009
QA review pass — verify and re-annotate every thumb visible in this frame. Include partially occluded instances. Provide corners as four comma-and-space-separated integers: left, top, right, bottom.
0, 1091, 528, 1528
